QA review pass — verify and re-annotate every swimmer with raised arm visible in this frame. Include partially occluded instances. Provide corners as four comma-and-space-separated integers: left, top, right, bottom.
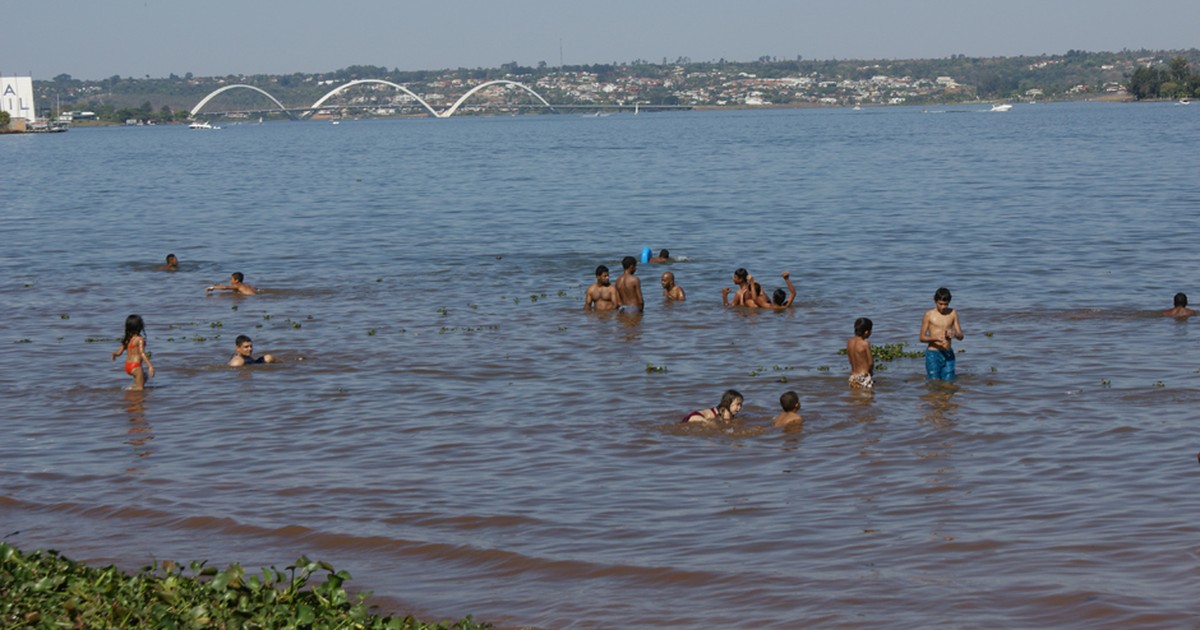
759, 271, 797, 309
206, 272, 257, 296
920, 287, 963, 380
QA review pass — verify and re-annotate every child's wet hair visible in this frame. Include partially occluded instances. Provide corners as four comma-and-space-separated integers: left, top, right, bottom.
779, 391, 800, 412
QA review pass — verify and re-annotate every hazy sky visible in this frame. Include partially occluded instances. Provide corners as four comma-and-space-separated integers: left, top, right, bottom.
5, 0, 1197, 79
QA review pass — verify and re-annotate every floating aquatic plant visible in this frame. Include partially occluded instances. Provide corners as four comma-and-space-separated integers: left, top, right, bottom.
645, 363, 668, 373
0, 543, 488, 629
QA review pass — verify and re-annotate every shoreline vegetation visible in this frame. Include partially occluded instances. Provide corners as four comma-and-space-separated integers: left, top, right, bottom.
25, 48, 1198, 125
0, 543, 489, 629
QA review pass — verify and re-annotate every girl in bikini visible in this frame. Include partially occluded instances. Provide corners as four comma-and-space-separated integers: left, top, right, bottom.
111, 314, 154, 390
681, 389, 744, 425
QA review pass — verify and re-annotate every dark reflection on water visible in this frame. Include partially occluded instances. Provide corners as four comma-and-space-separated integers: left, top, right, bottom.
3, 103, 1200, 627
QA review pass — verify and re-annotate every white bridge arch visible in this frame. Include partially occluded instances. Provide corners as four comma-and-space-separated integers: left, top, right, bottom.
189, 84, 297, 119
439, 80, 557, 118
305, 79, 440, 118
191, 79, 556, 120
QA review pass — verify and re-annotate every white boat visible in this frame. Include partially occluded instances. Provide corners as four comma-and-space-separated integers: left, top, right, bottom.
188, 121, 220, 130
989, 103, 1013, 112
1178, 98, 1191, 105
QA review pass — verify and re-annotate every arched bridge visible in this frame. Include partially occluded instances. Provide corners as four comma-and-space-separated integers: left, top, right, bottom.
190, 79, 559, 119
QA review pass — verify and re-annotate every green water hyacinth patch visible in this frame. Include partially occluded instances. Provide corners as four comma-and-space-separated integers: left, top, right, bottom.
0, 544, 488, 629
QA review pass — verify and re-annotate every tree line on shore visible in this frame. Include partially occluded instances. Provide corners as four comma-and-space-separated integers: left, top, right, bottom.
28, 48, 1200, 124
1127, 56, 1200, 99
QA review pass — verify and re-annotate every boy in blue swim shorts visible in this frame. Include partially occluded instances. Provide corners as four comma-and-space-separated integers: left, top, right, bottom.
919, 287, 963, 380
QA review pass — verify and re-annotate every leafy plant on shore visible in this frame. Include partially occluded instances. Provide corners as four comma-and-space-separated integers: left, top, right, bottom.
0, 543, 487, 629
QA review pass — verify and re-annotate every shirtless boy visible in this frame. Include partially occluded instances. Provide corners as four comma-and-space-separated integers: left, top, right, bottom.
1163, 293, 1198, 317
920, 287, 963, 380
614, 256, 644, 313
723, 268, 762, 307
585, 265, 619, 311
161, 254, 179, 271
661, 271, 686, 301
648, 249, 670, 263
207, 272, 257, 295
228, 335, 276, 366
773, 391, 803, 427
847, 317, 874, 389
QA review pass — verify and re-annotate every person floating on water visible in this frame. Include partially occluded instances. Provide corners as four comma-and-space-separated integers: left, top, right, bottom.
1162, 292, 1197, 317
585, 265, 619, 311
660, 271, 686, 301
228, 335, 276, 367
773, 391, 803, 428
111, 314, 154, 390
614, 256, 645, 313
847, 317, 874, 389
206, 272, 257, 295
648, 249, 670, 263
682, 389, 744, 425
920, 287, 963, 380
161, 253, 179, 272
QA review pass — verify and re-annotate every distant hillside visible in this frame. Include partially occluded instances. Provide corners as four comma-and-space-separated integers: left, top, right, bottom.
33, 49, 1200, 122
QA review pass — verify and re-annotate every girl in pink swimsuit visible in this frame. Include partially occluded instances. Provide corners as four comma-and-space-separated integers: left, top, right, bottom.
111, 314, 154, 390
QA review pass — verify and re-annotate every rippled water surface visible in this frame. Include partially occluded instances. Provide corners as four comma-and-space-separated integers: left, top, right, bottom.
3, 103, 1200, 628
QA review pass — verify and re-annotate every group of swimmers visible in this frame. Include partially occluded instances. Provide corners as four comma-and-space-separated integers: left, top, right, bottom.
580, 249, 974, 428
678, 286, 965, 428
111, 254, 277, 390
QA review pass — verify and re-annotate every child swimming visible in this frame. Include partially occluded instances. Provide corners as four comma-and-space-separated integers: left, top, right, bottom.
682, 389, 744, 425
111, 314, 154, 390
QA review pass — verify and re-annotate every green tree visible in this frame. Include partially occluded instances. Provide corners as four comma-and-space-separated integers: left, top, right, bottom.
1169, 56, 1190, 83
1127, 65, 1165, 99
0, 111, 10, 128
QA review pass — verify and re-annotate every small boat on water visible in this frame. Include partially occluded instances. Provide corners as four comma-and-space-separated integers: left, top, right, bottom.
989, 103, 1013, 112
1178, 98, 1191, 105
188, 120, 220, 130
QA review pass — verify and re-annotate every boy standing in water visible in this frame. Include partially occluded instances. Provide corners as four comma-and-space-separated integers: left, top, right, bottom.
847, 317, 874, 389
614, 256, 644, 313
920, 287, 963, 380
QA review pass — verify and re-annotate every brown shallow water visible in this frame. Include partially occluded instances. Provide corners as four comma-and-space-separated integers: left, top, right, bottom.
3, 104, 1200, 627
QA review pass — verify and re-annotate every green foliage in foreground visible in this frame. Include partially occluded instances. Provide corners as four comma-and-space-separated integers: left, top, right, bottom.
837, 342, 926, 371
0, 543, 488, 629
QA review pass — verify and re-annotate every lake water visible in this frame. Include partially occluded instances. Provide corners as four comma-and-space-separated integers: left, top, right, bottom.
3, 102, 1200, 628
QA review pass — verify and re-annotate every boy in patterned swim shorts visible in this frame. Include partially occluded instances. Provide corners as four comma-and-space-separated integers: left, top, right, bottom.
847, 317, 874, 389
